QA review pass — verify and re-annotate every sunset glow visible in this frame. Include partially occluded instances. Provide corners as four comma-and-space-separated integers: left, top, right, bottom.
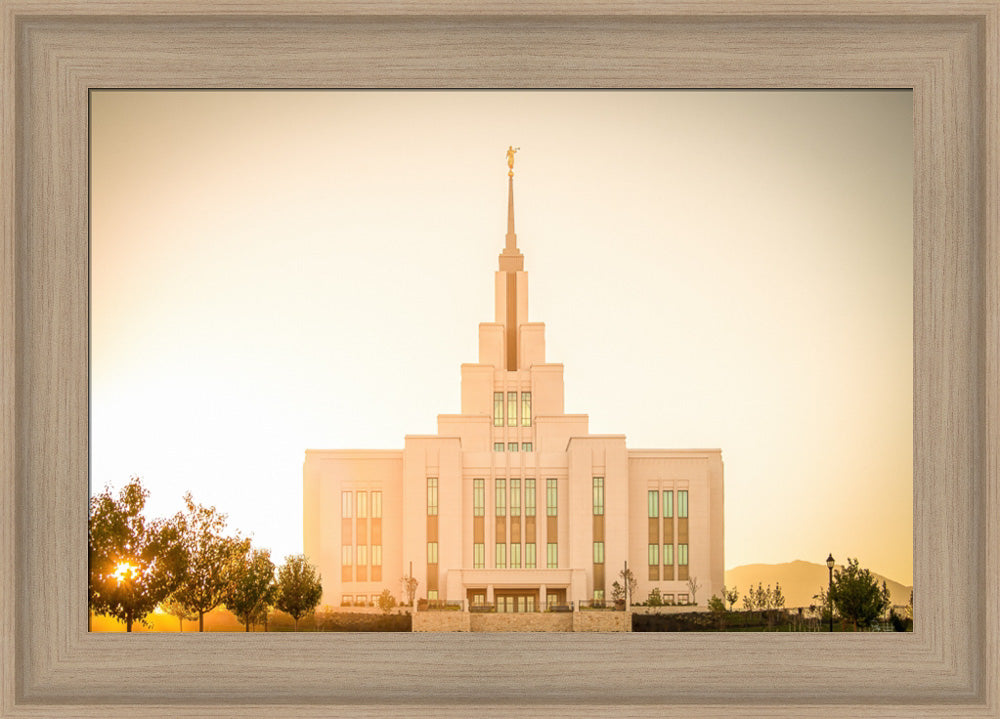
90, 90, 913, 586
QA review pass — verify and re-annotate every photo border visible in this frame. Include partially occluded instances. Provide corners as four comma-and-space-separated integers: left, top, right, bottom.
2, 2, 997, 717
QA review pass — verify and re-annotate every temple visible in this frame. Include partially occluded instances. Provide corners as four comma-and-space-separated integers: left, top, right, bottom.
303, 149, 724, 613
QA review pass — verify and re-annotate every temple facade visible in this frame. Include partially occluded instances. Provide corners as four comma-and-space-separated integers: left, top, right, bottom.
303, 150, 724, 612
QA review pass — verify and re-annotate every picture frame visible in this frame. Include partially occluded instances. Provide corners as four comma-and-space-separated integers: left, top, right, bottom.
1, 1, 996, 717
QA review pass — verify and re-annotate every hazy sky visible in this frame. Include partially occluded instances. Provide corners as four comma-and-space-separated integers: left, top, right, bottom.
91, 90, 913, 585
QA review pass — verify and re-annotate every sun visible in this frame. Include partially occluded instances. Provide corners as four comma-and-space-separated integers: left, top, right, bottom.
113, 560, 138, 585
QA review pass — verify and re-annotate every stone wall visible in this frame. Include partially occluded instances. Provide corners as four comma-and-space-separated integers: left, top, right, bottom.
469, 612, 574, 632
572, 610, 631, 632
411, 611, 471, 632
630, 605, 708, 615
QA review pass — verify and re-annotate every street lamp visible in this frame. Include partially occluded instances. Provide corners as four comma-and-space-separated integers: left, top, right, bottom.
826, 553, 835, 632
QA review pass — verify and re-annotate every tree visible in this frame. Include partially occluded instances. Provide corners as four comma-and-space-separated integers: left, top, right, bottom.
400, 574, 419, 606
224, 546, 276, 632
617, 566, 638, 606
170, 492, 250, 632
161, 594, 198, 632
828, 557, 891, 630
723, 584, 739, 612
88, 478, 187, 632
611, 581, 625, 603
647, 587, 663, 606
687, 576, 702, 605
275, 554, 323, 631
377, 588, 397, 614
707, 594, 726, 614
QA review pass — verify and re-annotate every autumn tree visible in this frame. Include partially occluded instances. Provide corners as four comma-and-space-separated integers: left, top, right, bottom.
616, 566, 638, 605
400, 574, 419, 606
377, 588, 397, 614
88, 478, 187, 632
723, 584, 739, 612
687, 576, 702, 605
225, 546, 276, 632
275, 554, 323, 631
171, 492, 250, 632
161, 595, 198, 632
828, 557, 891, 630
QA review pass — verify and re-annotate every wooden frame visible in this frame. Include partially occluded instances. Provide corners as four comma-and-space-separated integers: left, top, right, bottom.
1, 1, 997, 716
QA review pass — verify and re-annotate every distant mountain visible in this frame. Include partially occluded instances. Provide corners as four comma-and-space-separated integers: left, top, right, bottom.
724, 560, 912, 609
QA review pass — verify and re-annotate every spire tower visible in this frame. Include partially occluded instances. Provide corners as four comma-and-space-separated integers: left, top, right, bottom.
498, 146, 525, 370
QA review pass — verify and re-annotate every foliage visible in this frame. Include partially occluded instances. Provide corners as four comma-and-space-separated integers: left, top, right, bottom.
170, 492, 250, 631
773, 582, 786, 611
377, 588, 397, 614
707, 594, 726, 614
646, 587, 663, 606
828, 557, 891, 630
741, 593, 754, 612
723, 584, 739, 612
224, 546, 276, 632
400, 574, 419, 606
687, 576, 702, 605
611, 580, 625, 603
160, 594, 198, 632
88, 477, 187, 632
275, 554, 323, 630
617, 567, 638, 604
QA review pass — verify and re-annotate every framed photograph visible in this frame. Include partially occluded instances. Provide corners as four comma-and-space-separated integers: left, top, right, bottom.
2, 2, 997, 717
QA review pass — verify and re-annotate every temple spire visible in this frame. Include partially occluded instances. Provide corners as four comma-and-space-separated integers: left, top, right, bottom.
505, 145, 519, 251
499, 146, 524, 273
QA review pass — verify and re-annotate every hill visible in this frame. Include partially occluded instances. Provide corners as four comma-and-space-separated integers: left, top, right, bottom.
724, 560, 912, 609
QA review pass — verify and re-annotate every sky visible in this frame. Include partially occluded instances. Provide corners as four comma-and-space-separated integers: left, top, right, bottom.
90, 90, 913, 585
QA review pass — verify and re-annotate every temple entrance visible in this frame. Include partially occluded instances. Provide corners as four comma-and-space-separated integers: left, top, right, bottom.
495, 591, 538, 613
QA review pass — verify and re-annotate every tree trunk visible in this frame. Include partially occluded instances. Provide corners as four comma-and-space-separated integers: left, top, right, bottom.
178, 617, 183, 632
245, 621, 250, 632
199, 611, 204, 632
293, 616, 299, 632
126, 616, 133, 633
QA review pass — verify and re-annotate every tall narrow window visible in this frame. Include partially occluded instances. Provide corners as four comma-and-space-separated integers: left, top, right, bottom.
427, 478, 438, 516
493, 392, 504, 426
648, 543, 659, 566
593, 541, 605, 564
510, 543, 521, 568
473, 479, 484, 516
546, 479, 558, 516
495, 479, 506, 516
647, 490, 658, 518
593, 477, 605, 515
521, 392, 532, 426
525, 479, 536, 516
507, 392, 517, 426
678, 543, 689, 565
663, 543, 673, 566
427, 542, 438, 564
357, 545, 368, 566
495, 543, 506, 568
663, 490, 673, 518
473, 543, 485, 569
547, 542, 558, 568
510, 479, 521, 515
341, 545, 353, 566
678, 490, 689, 518
372, 545, 382, 567
525, 543, 536, 568
371, 491, 382, 518
356, 491, 368, 519
341, 491, 352, 519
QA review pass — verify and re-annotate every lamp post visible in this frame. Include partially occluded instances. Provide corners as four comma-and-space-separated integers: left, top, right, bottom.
826, 553, 835, 632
